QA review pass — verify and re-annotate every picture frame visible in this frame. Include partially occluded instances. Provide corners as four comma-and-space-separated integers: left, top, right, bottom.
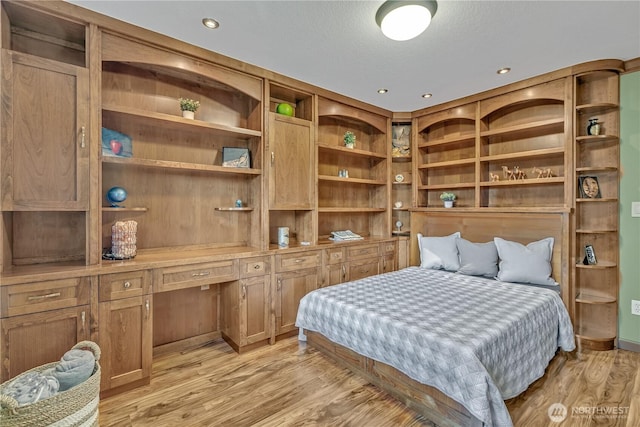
583, 244, 597, 265
578, 175, 601, 199
222, 147, 250, 168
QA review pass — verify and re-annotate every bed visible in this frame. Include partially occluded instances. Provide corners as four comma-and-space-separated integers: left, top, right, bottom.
295, 212, 575, 427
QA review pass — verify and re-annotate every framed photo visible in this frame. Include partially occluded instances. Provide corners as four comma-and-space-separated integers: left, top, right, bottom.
222, 147, 250, 168
578, 176, 601, 199
583, 244, 597, 265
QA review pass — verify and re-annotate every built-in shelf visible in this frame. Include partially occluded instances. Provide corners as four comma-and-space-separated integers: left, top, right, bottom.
102, 104, 262, 138
575, 261, 617, 269
479, 147, 564, 162
479, 177, 564, 187
102, 207, 148, 212
576, 198, 617, 203
418, 158, 475, 169
391, 156, 412, 162
318, 207, 386, 213
575, 293, 617, 304
419, 182, 475, 190
317, 144, 386, 160
102, 156, 262, 175
576, 135, 619, 144
575, 102, 618, 114
480, 118, 564, 139
418, 134, 475, 148
318, 175, 386, 185
214, 207, 253, 211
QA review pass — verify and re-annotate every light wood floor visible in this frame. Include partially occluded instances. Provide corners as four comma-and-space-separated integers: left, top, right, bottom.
99, 337, 640, 426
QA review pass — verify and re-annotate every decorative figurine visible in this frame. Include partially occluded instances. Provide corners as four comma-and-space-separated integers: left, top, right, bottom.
490, 172, 500, 182
106, 186, 127, 208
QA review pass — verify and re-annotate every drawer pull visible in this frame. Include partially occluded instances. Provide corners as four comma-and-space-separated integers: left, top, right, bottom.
80, 126, 86, 148
145, 300, 150, 319
253, 264, 261, 270
342, 265, 346, 280
242, 285, 247, 299
28, 292, 61, 301
192, 271, 211, 277
295, 259, 303, 263
123, 281, 131, 289
81, 311, 86, 329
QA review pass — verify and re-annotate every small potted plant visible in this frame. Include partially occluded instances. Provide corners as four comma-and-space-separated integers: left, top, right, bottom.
440, 192, 456, 208
343, 131, 356, 149
179, 98, 200, 119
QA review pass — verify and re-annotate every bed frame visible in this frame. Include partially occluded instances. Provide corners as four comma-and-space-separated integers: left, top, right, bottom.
306, 211, 571, 427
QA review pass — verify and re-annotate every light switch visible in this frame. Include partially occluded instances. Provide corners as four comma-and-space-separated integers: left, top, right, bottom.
632, 202, 640, 217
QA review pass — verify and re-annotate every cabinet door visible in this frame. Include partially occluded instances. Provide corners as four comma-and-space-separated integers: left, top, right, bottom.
325, 263, 347, 287
98, 296, 152, 391
1, 306, 90, 381
275, 268, 318, 336
381, 254, 396, 274
1, 50, 89, 210
268, 113, 313, 209
240, 275, 271, 345
348, 258, 381, 281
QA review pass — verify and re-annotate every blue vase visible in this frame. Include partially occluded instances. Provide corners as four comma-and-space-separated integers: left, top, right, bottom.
106, 187, 127, 207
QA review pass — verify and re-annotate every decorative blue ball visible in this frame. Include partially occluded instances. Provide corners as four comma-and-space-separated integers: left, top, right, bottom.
106, 186, 127, 207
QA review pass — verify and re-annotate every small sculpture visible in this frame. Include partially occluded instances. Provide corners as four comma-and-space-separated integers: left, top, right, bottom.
490, 172, 500, 182
502, 166, 515, 180
532, 166, 553, 178
513, 166, 526, 180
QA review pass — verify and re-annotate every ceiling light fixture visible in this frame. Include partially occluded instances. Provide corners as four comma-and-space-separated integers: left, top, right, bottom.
376, 0, 438, 41
202, 18, 219, 29
422, 93, 432, 98
497, 67, 511, 75
378, 88, 388, 94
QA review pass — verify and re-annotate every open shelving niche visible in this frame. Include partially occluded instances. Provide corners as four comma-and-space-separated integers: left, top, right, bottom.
265, 82, 316, 248
414, 79, 570, 210
100, 34, 264, 256
316, 98, 390, 242
572, 67, 622, 350
391, 120, 412, 236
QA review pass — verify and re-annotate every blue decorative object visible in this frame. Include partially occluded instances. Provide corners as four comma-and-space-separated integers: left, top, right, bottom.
106, 187, 127, 207
235, 199, 243, 208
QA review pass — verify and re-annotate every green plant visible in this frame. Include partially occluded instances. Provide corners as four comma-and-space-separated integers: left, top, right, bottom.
439, 192, 456, 201
343, 131, 356, 146
179, 98, 200, 112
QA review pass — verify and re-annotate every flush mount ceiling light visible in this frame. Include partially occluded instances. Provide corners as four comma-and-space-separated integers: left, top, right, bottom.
497, 67, 511, 75
202, 18, 219, 29
376, 0, 438, 41
378, 88, 388, 94
422, 93, 433, 98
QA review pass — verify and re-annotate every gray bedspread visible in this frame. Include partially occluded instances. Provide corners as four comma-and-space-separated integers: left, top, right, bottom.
295, 267, 575, 427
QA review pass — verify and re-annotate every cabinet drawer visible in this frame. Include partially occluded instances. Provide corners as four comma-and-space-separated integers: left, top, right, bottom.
380, 241, 397, 255
324, 248, 345, 265
1, 277, 91, 318
275, 251, 321, 272
99, 270, 151, 302
346, 244, 380, 260
239, 256, 271, 278
156, 260, 238, 292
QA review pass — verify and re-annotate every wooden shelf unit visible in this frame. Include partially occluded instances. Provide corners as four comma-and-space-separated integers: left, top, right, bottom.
573, 67, 622, 351
317, 98, 390, 241
100, 35, 264, 254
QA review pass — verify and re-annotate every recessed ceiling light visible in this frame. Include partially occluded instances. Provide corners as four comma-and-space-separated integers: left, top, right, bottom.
202, 18, 219, 29
497, 67, 511, 75
422, 93, 432, 98
378, 88, 388, 94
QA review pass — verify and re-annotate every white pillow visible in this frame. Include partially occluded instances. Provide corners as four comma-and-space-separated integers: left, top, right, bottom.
494, 237, 557, 286
417, 232, 461, 271
456, 238, 498, 278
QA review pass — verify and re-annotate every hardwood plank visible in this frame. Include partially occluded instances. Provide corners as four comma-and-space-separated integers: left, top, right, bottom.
99, 337, 640, 427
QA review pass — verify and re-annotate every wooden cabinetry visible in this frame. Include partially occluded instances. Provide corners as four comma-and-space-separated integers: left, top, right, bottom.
391, 121, 412, 236
100, 34, 263, 254
415, 80, 570, 209
221, 256, 272, 351
266, 83, 316, 246
573, 66, 622, 351
1, 43, 90, 272
317, 98, 390, 240
323, 240, 397, 287
0, 276, 92, 381
273, 250, 320, 336
98, 270, 152, 393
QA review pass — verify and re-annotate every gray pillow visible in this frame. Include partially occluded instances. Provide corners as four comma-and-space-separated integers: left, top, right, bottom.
494, 237, 557, 286
456, 238, 498, 278
417, 232, 460, 271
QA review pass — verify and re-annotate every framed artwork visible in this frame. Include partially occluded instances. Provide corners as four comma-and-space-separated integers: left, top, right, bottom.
583, 244, 597, 265
222, 147, 250, 168
578, 176, 601, 199
392, 124, 411, 157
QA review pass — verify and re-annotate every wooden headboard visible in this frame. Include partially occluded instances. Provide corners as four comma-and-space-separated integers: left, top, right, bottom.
410, 211, 571, 313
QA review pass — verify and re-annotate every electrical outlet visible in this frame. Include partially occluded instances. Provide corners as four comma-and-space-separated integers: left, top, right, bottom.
632, 300, 640, 316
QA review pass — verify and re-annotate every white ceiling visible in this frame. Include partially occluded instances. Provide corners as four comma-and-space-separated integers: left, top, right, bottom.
68, 0, 640, 112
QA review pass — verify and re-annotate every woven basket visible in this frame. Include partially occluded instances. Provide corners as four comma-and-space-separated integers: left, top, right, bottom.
0, 341, 101, 427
